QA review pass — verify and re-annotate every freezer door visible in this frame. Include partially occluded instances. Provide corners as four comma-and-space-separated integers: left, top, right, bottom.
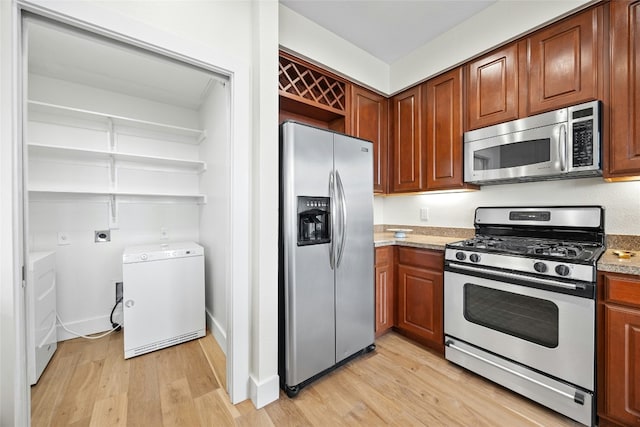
282, 122, 336, 385
333, 133, 375, 362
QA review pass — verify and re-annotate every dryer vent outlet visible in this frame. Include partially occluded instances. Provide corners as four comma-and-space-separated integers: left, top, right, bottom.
95, 230, 111, 243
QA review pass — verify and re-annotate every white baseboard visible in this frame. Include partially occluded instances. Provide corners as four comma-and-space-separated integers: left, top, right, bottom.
206, 309, 227, 355
56, 314, 113, 341
249, 373, 280, 409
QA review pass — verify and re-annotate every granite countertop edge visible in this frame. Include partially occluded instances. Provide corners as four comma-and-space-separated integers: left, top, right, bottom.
597, 250, 640, 276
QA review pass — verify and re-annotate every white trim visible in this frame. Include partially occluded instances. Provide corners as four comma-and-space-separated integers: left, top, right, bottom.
206, 309, 227, 355
249, 374, 280, 409
15, 0, 252, 405
1, 0, 29, 424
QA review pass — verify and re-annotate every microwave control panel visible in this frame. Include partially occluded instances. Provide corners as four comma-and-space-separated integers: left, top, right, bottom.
572, 120, 594, 167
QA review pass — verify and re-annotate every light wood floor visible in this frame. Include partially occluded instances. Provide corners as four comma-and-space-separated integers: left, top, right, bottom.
31, 330, 580, 426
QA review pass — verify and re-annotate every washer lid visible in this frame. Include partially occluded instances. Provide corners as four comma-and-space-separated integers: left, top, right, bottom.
122, 241, 203, 263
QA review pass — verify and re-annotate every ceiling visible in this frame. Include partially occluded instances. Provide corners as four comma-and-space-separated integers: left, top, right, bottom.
27, 19, 223, 110
280, 0, 497, 64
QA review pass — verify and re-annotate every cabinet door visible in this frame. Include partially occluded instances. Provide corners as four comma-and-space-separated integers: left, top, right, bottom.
608, 0, 640, 178
390, 86, 425, 193
396, 263, 443, 353
424, 68, 465, 190
375, 246, 394, 337
604, 304, 640, 426
352, 86, 389, 193
466, 43, 520, 130
527, 6, 603, 115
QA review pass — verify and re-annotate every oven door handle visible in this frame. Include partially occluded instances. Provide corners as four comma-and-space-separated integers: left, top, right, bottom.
447, 262, 586, 290
445, 340, 585, 405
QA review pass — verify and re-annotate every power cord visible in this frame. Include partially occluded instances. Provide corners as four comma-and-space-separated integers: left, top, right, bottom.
110, 296, 123, 331
55, 297, 123, 340
56, 313, 119, 340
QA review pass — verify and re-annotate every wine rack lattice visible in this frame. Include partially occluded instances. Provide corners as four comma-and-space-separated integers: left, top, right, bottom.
279, 56, 346, 113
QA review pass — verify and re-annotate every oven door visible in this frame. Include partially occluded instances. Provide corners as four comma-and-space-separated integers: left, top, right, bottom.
444, 269, 594, 391
464, 122, 565, 184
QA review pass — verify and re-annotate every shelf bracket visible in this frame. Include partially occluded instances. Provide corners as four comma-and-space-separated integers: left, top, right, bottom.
109, 156, 117, 191
109, 194, 119, 229
107, 117, 115, 151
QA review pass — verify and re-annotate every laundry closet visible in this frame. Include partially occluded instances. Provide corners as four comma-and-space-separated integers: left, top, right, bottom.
23, 17, 231, 381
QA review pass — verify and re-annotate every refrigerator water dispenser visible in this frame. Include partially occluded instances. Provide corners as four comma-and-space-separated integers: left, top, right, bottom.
297, 196, 330, 245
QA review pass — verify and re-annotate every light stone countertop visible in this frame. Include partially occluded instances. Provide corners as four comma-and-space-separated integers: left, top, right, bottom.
598, 249, 640, 276
374, 232, 465, 251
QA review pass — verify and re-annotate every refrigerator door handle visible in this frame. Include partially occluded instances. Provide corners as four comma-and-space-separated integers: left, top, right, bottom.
336, 170, 347, 268
329, 171, 336, 270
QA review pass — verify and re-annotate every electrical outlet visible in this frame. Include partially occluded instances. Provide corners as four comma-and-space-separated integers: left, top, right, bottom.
57, 232, 71, 245
160, 227, 169, 240
420, 207, 430, 221
115, 281, 123, 302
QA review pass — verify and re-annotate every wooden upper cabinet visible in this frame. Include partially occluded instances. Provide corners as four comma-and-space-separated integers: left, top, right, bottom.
351, 86, 389, 193
424, 67, 468, 190
278, 51, 349, 133
526, 6, 603, 116
466, 43, 520, 130
607, 0, 640, 179
390, 86, 425, 193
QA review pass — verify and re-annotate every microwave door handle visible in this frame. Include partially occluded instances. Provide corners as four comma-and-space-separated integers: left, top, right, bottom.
559, 124, 567, 171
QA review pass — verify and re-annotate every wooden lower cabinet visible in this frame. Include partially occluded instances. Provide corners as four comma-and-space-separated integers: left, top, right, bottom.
375, 246, 394, 337
598, 272, 640, 426
395, 247, 444, 354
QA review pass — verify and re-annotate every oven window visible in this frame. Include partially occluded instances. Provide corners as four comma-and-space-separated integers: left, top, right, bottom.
473, 138, 550, 171
463, 283, 559, 348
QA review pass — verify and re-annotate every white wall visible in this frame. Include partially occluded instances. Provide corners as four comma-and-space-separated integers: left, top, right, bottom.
96, 0, 254, 63
198, 79, 231, 353
279, 3, 389, 93
250, 0, 280, 409
378, 178, 640, 235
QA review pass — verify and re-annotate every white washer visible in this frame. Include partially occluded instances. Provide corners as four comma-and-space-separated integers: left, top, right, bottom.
122, 241, 205, 359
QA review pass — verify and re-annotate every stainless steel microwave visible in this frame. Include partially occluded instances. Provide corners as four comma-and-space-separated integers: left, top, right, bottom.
464, 101, 601, 185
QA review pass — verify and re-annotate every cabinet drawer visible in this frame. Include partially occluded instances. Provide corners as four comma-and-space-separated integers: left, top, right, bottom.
605, 275, 640, 308
397, 247, 443, 270
375, 246, 393, 267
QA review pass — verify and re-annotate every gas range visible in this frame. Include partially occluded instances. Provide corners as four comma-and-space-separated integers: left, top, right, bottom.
443, 206, 605, 426
445, 206, 605, 285
453, 235, 604, 262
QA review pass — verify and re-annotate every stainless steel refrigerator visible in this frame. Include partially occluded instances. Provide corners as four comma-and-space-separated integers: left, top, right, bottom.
279, 121, 375, 397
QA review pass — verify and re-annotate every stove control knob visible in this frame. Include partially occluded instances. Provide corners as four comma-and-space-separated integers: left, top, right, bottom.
455, 252, 466, 261
469, 253, 481, 263
533, 262, 547, 273
555, 264, 570, 276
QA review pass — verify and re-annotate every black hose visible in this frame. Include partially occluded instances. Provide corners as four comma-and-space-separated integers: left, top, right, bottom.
110, 297, 123, 331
